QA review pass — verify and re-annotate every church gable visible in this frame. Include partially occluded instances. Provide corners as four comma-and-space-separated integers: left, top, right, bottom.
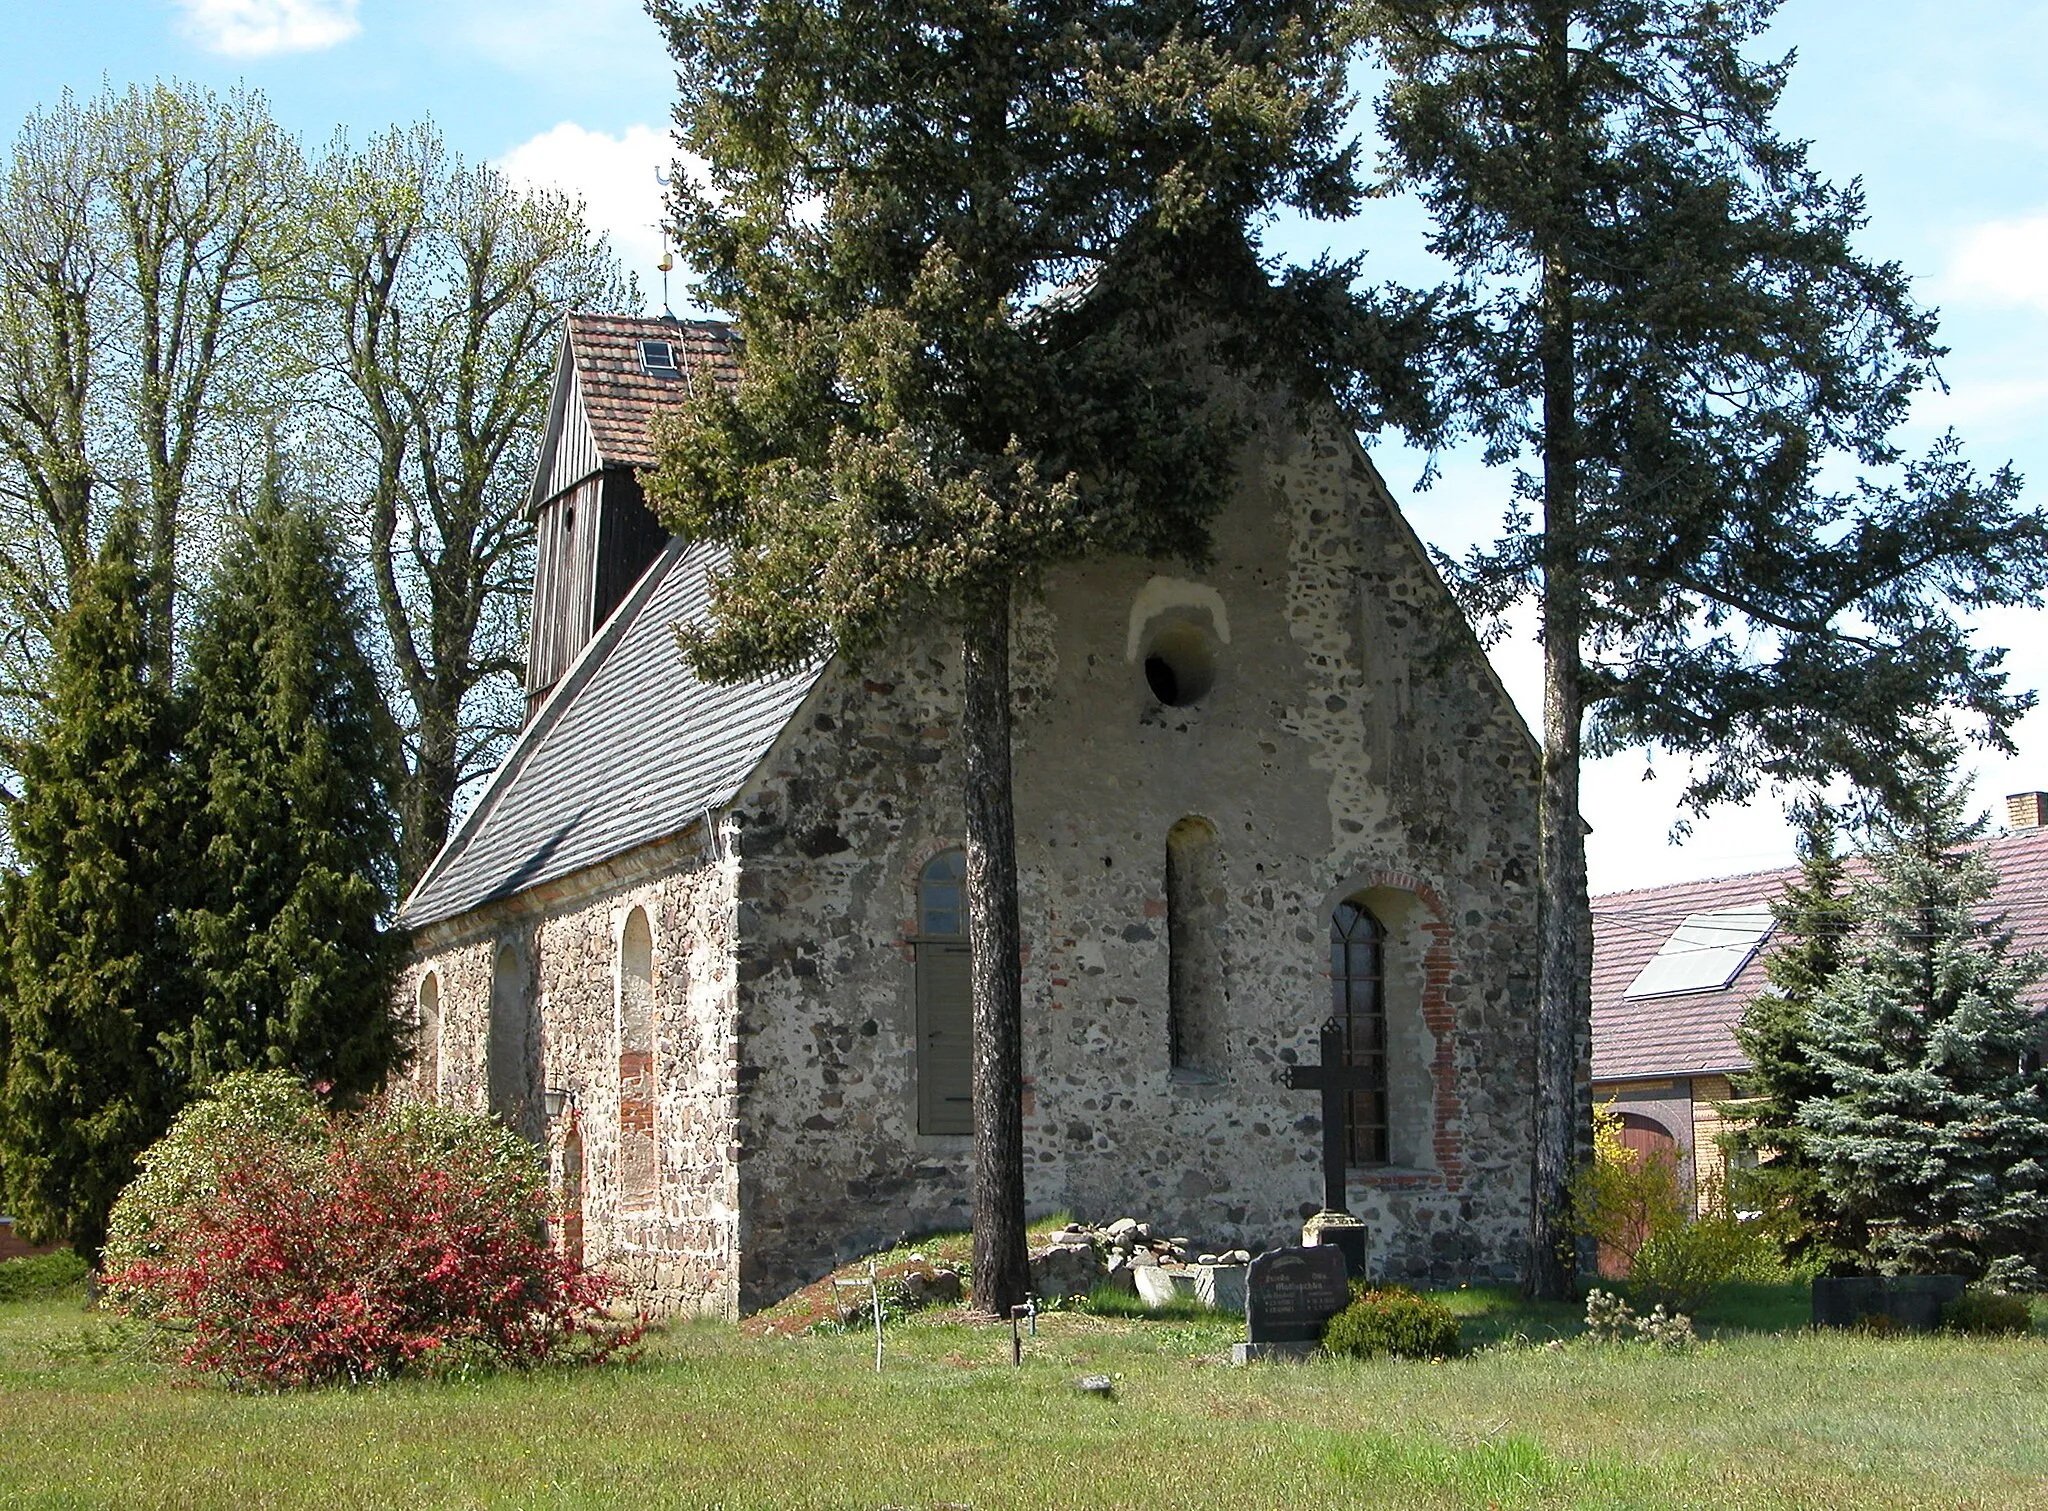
722, 396, 1540, 1307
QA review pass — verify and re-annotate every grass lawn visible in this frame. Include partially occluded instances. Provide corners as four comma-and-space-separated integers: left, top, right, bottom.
5, 1274, 2048, 1511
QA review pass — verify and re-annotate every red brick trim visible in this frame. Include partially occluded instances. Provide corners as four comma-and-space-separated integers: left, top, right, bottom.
1333, 871, 1465, 1192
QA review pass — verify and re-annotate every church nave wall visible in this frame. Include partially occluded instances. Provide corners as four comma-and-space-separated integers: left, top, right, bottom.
398, 834, 744, 1319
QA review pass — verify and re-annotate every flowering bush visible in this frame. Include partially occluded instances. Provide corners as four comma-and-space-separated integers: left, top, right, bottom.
1583, 1287, 1697, 1349
103, 1072, 641, 1388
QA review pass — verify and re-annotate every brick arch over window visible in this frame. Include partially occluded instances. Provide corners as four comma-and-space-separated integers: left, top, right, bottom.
617, 906, 658, 1211
1318, 871, 1464, 1189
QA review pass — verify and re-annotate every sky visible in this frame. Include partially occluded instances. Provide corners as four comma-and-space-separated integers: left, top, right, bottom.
8, 0, 2047, 894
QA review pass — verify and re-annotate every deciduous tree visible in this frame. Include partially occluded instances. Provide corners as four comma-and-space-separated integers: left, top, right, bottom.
309, 124, 634, 886
0, 82, 305, 748
1362, 0, 2048, 1296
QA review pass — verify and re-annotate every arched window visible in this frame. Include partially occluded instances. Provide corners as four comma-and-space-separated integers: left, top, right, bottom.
416, 971, 441, 1097
617, 907, 657, 1211
487, 943, 535, 1137
1167, 817, 1226, 1076
915, 850, 972, 1135
1330, 900, 1389, 1167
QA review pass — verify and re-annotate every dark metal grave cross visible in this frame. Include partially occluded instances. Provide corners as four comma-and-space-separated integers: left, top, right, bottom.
1283, 1017, 1368, 1214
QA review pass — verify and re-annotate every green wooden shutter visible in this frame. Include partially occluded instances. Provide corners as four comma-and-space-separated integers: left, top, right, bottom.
916, 941, 973, 1135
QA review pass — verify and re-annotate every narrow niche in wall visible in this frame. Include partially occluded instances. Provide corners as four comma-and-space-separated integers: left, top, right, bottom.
618, 907, 658, 1211
487, 944, 536, 1137
1167, 816, 1228, 1078
915, 850, 973, 1135
416, 971, 441, 1097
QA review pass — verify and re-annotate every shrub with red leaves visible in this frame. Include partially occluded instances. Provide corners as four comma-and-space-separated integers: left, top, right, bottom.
102, 1072, 642, 1388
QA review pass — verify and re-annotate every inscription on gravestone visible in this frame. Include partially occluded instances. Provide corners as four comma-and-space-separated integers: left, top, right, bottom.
1244, 1244, 1351, 1345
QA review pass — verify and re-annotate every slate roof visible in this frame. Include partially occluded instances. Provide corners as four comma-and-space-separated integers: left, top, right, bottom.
1591, 825, 2048, 1083
566, 314, 740, 469
399, 536, 822, 929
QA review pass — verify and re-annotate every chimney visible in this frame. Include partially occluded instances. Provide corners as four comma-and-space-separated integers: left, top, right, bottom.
2007, 792, 2048, 831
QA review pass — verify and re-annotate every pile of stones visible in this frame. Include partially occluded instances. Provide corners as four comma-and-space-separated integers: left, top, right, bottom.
1029, 1216, 1252, 1302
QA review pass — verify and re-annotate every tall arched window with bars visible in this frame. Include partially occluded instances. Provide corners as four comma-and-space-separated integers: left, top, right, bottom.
1330, 899, 1389, 1167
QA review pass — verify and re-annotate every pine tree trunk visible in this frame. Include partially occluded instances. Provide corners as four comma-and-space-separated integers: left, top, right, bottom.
1527, 2, 1589, 1300
961, 578, 1029, 1316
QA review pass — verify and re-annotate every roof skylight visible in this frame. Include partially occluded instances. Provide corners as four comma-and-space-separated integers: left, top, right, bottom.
1622, 905, 1774, 998
639, 338, 681, 377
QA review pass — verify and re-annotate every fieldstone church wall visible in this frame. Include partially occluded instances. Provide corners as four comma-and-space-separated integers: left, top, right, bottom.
397, 832, 744, 1318
728, 401, 1541, 1309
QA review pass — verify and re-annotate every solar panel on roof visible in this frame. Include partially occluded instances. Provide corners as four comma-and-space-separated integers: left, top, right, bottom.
1622, 905, 1774, 998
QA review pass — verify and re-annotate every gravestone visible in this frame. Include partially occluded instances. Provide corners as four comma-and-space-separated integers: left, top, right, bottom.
1231, 1244, 1351, 1363
1811, 1274, 1967, 1331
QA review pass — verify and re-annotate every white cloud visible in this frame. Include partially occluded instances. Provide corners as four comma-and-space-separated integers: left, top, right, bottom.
174, 0, 360, 57
443, 0, 671, 88
498, 122, 712, 298
1943, 212, 2048, 312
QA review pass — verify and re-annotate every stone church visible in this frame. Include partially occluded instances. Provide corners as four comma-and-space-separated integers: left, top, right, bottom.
395, 312, 1543, 1318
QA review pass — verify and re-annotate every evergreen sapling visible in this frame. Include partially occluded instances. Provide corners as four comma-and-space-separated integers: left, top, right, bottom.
1800, 761, 2048, 1281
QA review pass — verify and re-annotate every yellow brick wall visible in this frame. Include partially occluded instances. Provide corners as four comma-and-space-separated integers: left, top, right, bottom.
1689, 1074, 1736, 1204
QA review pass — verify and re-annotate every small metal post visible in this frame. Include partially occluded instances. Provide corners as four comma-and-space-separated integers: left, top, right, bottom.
833, 1263, 884, 1374
1010, 1302, 1034, 1366
870, 1261, 883, 1374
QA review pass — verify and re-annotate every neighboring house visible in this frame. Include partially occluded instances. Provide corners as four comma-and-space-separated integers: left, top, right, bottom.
1590, 794, 2048, 1195
0, 1216, 60, 1262
395, 312, 1546, 1318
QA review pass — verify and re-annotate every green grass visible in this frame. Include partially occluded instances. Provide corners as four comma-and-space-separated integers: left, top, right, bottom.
5, 1285, 2048, 1509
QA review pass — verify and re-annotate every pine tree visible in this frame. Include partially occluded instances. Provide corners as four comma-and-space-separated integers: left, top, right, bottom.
0, 510, 181, 1262
1729, 801, 1854, 1258
168, 456, 402, 1099
644, 0, 1434, 1311
1800, 758, 2048, 1280
1361, 0, 2048, 1296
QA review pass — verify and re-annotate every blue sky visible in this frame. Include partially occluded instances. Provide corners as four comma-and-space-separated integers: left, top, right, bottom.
11, 0, 2048, 892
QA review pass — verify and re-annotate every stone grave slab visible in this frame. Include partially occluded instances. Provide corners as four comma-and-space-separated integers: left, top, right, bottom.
1231, 1244, 1350, 1364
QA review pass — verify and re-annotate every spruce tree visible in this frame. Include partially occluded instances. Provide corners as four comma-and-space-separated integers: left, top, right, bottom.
1362, 0, 2048, 1295
1729, 801, 1854, 1258
169, 457, 402, 1098
644, 0, 1433, 1310
0, 510, 180, 1262
1800, 759, 2048, 1280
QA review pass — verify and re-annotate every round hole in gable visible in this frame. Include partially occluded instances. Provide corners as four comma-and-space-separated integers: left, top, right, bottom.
1141, 620, 1216, 707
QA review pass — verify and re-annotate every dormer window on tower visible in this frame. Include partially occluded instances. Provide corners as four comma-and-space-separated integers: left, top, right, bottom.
639, 339, 681, 378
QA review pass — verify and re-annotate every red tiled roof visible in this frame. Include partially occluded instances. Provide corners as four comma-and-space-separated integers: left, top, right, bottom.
566, 313, 740, 469
1591, 825, 2048, 1083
